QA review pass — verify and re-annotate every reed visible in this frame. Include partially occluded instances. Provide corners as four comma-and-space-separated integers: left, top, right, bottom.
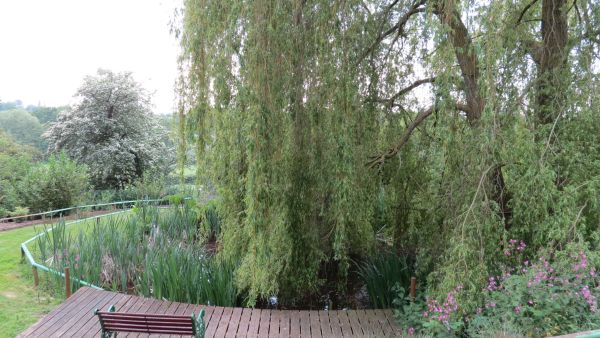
35, 203, 237, 306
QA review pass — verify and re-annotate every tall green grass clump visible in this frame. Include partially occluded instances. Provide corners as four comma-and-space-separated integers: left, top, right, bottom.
356, 252, 414, 309
34, 201, 238, 306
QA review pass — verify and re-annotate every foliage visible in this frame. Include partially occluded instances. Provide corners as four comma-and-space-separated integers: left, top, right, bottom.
0, 99, 23, 111
356, 252, 413, 309
0, 130, 39, 217
178, 0, 377, 306
44, 69, 174, 189
19, 153, 89, 213
7, 206, 29, 222
28, 106, 63, 124
467, 246, 600, 337
176, 0, 599, 319
393, 244, 600, 337
35, 204, 239, 306
0, 108, 46, 150
199, 199, 221, 243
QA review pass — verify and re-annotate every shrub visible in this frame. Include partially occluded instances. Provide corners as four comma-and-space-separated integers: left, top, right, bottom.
356, 252, 413, 309
393, 242, 600, 337
468, 247, 600, 337
8, 206, 30, 222
19, 153, 89, 212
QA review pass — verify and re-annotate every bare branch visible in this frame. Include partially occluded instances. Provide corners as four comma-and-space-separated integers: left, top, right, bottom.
357, 0, 426, 64
516, 0, 540, 25
455, 102, 472, 115
370, 77, 436, 107
367, 106, 434, 168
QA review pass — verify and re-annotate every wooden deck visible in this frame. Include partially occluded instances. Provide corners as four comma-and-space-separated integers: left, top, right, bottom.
18, 287, 403, 337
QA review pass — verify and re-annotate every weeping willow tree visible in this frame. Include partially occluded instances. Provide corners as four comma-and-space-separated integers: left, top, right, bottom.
176, 0, 378, 305
177, 0, 599, 308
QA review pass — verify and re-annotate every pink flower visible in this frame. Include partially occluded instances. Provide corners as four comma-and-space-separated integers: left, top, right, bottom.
514, 305, 522, 314
581, 285, 598, 312
407, 327, 415, 336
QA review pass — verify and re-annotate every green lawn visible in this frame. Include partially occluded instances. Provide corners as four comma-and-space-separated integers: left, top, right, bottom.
0, 226, 61, 338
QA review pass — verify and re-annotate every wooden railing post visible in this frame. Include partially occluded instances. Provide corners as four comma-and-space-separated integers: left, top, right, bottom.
65, 267, 71, 298
410, 276, 416, 301
32, 267, 39, 287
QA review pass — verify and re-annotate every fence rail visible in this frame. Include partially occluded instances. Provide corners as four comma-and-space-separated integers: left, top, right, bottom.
20, 198, 183, 293
2, 198, 170, 224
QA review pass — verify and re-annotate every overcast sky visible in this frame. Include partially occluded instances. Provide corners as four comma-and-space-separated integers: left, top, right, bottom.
0, 0, 181, 114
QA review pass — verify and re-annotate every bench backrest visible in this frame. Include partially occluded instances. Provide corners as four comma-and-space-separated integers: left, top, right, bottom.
95, 305, 205, 338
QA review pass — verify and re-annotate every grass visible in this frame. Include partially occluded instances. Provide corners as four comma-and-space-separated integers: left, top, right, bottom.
0, 226, 61, 338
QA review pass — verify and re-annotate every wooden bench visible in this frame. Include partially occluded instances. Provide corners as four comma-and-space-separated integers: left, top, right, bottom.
94, 305, 205, 338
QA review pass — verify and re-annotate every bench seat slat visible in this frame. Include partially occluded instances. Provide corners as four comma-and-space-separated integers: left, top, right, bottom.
103, 319, 194, 326
103, 322, 194, 330
102, 317, 193, 324
102, 327, 194, 334
97, 311, 194, 320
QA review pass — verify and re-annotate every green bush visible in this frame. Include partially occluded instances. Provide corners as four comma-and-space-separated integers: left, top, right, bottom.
8, 206, 30, 222
393, 243, 600, 337
356, 252, 413, 309
19, 153, 89, 212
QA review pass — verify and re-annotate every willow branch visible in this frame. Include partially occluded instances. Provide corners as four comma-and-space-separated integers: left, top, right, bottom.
371, 77, 436, 107
516, 0, 540, 25
367, 106, 434, 168
357, 0, 426, 64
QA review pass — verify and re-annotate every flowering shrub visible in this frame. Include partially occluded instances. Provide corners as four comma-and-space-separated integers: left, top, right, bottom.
468, 246, 600, 336
395, 242, 600, 337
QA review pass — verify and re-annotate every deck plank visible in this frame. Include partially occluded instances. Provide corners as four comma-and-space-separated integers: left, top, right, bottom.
21, 286, 93, 337
235, 307, 252, 338
318, 311, 331, 337
309, 310, 322, 338
205, 306, 224, 338
258, 308, 271, 336
18, 288, 399, 338
335, 311, 353, 337
277, 310, 290, 338
74, 292, 134, 338
345, 310, 364, 337
289, 310, 301, 338
41, 288, 119, 338
366, 308, 385, 337
246, 308, 261, 338
356, 310, 374, 337
269, 309, 281, 337
383, 309, 403, 336
225, 307, 243, 338
327, 311, 343, 338
298, 310, 310, 337
215, 306, 234, 338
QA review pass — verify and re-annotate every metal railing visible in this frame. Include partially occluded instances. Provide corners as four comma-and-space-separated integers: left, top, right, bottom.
20, 198, 177, 293
2, 198, 170, 224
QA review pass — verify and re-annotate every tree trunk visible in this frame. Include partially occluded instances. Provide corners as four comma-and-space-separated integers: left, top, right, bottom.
536, 0, 569, 125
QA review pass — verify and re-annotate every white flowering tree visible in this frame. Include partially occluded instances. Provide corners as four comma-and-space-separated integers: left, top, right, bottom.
45, 69, 172, 189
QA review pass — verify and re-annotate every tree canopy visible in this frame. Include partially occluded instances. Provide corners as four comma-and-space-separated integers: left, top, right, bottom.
0, 108, 46, 150
45, 69, 172, 189
177, 0, 599, 308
